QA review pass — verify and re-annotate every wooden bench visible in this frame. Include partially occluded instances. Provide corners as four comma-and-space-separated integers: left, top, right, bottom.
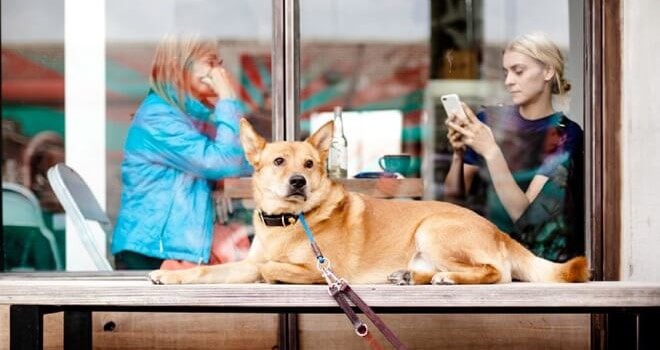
1, 273, 659, 349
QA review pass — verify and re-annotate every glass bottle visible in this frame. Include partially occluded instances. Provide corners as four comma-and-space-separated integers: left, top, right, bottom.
327, 106, 348, 179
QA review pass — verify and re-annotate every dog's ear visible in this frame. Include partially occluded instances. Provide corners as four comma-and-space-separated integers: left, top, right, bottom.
240, 118, 266, 166
305, 120, 334, 153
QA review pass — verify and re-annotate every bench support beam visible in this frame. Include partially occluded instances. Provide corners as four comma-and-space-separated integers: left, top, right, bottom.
279, 313, 299, 350
10, 305, 44, 350
64, 310, 92, 350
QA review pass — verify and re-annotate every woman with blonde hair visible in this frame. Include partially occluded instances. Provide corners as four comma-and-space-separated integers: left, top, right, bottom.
112, 36, 252, 269
444, 32, 584, 262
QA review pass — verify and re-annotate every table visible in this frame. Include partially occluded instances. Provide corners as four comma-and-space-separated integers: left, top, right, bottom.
219, 177, 425, 199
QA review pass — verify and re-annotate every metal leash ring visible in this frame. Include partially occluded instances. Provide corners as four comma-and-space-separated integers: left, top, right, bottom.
316, 256, 331, 272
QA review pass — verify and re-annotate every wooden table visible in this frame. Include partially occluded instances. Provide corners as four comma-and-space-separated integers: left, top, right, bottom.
214, 178, 426, 223
1, 273, 659, 349
220, 178, 425, 199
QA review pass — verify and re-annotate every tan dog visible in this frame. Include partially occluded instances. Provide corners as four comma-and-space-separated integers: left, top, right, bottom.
149, 119, 589, 285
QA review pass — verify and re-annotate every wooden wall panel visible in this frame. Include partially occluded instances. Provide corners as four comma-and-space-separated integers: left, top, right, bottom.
1, 307, 589, 350
299, 314, 590, 350
0, 309, 278, 350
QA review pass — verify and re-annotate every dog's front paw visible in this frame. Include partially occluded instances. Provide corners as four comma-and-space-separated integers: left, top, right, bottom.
388, 270, 412, 285
148, 269, 183, 285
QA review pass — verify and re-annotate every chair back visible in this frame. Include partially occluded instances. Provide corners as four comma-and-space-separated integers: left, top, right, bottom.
47, 163, 113, 270
2, 182, 64, 270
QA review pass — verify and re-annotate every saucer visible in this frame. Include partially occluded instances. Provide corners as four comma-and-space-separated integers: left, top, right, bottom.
353, 171, 400, 179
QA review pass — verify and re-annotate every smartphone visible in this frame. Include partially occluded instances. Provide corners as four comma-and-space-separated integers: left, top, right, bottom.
441, 94, 468, 123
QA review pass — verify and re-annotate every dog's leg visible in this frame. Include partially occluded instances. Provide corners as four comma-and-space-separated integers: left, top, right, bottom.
388, 252, 437, 285
388, 269, 436, 285
149, 260, 262, 284
431, 263, 501, 285
260, 261, 323, 284
149, 239, 268, 284
399, 218, 507, 285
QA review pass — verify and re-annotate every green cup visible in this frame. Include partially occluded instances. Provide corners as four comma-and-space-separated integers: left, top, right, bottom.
378, 154, 411, 175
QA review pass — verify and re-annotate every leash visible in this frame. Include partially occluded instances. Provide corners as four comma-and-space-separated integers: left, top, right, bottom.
298, 213, 408, 350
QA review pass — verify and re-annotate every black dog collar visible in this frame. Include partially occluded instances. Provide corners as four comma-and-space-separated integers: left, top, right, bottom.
258, 211, 299, 227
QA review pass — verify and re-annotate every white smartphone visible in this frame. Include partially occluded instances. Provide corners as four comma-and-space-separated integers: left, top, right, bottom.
440, 94, 468, 123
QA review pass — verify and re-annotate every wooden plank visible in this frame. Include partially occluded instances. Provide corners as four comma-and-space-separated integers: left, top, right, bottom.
299, 314, 590, 350
92, 313, 278, 350
221, 177, 424, 199
0, 278, 658, 308
0, 307, 589, 350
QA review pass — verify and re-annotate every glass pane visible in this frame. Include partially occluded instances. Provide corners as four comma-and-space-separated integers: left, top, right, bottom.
300, 0, 430, 179
2, 0, 66, 271
106, 0, 272, 270
299, 0, 585, 262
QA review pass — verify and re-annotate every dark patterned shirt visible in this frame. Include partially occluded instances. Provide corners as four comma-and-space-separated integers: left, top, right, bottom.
464, 105, 584, 262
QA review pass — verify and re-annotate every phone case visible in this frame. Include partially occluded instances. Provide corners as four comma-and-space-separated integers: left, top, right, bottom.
441, 94, 467, 122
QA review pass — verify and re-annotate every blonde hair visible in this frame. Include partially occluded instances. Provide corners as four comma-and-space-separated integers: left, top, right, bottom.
150, 35, 219, 111
505, 32, 571, 95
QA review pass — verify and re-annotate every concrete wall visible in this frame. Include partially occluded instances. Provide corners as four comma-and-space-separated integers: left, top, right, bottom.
621, 0, 660, 281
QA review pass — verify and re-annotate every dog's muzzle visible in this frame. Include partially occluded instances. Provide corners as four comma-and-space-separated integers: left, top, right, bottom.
286, 175, 308, 200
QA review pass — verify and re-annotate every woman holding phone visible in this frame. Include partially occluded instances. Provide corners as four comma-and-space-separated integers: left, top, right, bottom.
444, 32, 584, 262
112, 36, 253, 269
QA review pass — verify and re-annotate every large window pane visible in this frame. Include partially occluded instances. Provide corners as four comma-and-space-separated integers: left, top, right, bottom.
2, 0, 66, 271
299, 0, 585, 262
105, 0, 272, 270
299, 0, 430, 178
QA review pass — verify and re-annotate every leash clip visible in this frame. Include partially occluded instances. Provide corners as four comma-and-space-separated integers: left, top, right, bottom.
318, 260, 343, 289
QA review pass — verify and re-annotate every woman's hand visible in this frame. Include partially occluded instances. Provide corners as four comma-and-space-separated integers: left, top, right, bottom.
445, 113, 467, 154
446, 103, 500, 160
201, 67, 237, 101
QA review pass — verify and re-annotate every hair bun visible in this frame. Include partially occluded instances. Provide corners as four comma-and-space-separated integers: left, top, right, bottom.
561, 78, 571, 93
552, 77, 571, 95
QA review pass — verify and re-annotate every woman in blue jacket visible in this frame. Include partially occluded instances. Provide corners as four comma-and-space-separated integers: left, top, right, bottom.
112, 36, 252, 269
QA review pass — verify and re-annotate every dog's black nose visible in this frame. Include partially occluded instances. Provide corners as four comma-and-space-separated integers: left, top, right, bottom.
289, 175, 307, 189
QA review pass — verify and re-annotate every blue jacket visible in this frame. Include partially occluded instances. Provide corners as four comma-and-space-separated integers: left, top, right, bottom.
111, 91, 252, 263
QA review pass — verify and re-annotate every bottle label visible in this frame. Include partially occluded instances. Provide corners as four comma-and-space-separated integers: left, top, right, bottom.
328, 168, 347, 179
328, 143, 347, 179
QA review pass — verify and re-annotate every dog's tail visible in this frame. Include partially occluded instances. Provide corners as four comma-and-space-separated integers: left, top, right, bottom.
506, 236, 590, 283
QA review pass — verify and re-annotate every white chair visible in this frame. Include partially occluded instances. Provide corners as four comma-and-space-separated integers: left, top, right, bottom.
47, 163, 113, 270
2, 182, 64, 270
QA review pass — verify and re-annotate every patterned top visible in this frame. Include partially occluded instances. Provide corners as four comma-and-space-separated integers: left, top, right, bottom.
463, 105, 584, 262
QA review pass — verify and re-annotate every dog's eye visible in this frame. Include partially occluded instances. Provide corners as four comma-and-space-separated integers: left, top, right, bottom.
304, 160, 314, 169
273, 157, 285, 166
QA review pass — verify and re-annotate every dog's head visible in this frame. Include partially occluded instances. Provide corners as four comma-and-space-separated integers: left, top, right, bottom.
239, 118, 334, 214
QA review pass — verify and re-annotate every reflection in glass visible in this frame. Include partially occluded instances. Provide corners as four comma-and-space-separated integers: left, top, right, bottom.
300, 0, 430, 178
105, 0, 272, 270
300, 0, 584, 262
2, 0, 66, 271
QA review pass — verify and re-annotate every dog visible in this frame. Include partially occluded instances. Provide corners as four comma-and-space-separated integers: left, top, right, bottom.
148, 119, 589, 285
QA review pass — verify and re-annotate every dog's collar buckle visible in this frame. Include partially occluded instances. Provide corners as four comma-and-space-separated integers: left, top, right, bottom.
258, 211, 299, 227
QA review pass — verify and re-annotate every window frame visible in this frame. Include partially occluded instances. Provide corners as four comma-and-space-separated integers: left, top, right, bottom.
585, 0, 622, 283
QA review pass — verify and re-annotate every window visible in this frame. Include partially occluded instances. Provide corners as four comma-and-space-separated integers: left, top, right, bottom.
294, 0, 586, 263
0, 0, 617, 281
2, 0, 65, 271
104, 0, 273, 270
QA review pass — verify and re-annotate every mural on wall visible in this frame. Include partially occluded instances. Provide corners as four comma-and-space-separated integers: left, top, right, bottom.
2, 42, 430, 223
